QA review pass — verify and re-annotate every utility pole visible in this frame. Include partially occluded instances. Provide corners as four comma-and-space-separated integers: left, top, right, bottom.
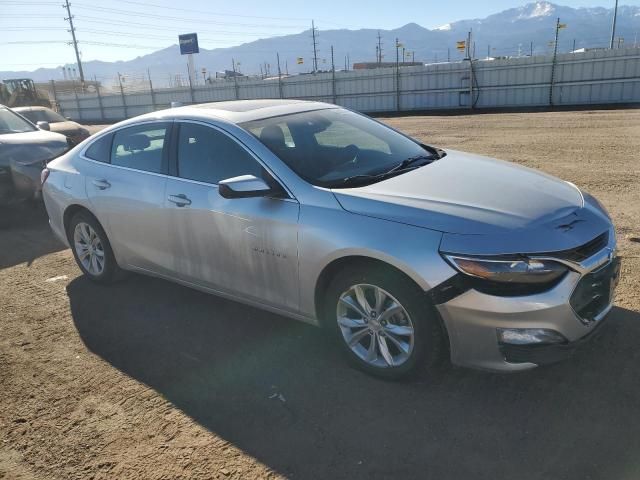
377, 30, 383, 64
550, 18, 562, 105
331, 45, 336, 104
277, 53, 283, 99
610, 0, 619, 49
231, 58, 239, 99
63, 0, 84, 84
395, 38, 400, 111
447, 47, 450, 62
466, 30, 473, 111
147, 68, 156, 110
117, 72, 128, 118
311, 20, 319, 73
572, 38, 576, 51
530, 41, 534, 56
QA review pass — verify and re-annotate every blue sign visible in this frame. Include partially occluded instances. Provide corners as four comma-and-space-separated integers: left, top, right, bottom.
179, 33, 199, 55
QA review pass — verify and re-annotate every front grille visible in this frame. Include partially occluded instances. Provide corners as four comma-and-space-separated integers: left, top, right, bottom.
570, 257, 620, 324
552, 231, 609, 263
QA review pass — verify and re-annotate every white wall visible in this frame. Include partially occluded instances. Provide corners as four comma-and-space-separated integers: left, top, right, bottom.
56, 48, 640, 121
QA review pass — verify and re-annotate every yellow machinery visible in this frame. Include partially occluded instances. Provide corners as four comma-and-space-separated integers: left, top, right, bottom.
0, 78, 52, 108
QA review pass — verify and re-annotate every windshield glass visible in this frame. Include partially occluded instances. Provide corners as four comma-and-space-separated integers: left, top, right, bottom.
19, 108, 66, 124
0, 108, 37, 134
241, 108, 433, 187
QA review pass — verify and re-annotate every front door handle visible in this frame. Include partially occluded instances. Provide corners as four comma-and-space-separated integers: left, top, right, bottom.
92, 179, 111, 190
168, 194, 192, 207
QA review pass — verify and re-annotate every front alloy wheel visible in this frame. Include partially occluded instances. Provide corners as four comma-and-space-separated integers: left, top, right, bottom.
337, 284, 415, 368
326, 266, 446, 379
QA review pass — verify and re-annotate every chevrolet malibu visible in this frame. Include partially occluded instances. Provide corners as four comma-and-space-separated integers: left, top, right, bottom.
42, 100, 619, 379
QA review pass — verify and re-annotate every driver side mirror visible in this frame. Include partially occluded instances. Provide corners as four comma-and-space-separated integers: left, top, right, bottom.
218, 174, 285, 199
37, 121, 50, 131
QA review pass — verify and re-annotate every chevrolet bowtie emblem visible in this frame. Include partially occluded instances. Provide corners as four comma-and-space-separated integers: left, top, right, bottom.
556, 219, 584, 232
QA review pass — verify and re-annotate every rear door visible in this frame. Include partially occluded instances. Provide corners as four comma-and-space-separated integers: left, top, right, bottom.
84, 121, 175, 274
164, 121, 300, 311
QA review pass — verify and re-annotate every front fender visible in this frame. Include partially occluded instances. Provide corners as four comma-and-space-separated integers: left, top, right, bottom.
298, 204, 456, 320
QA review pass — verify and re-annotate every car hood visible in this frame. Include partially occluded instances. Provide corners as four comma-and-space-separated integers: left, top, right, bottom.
51, 121, 85, 136
332, 149, 611, 255
0, 130, 68, 166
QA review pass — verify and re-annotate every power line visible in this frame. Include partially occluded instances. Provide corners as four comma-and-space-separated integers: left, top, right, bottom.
70, 4, 307, 29
63, 0, 84, 83
83, 0, 314, 22
75, 29, 248, 43
68, 16, 285, 36
2, 40, 159, 49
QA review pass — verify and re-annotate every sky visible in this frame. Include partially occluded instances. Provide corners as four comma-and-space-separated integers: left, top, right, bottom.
2, 0, 639, 71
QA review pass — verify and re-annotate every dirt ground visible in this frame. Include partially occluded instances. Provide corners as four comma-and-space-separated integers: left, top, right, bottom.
1, 109, 640, 480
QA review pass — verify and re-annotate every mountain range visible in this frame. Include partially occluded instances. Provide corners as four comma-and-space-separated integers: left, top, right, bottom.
2, 2, 639, 88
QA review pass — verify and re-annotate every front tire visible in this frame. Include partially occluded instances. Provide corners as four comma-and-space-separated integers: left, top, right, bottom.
325, 266, 446, 380
68, 211, 122, 284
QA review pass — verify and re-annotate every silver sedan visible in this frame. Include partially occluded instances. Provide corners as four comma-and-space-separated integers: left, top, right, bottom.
42, 100, 619, 379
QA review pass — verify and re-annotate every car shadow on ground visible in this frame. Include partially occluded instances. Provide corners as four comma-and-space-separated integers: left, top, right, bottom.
67, 273, 640, 479
0, 203, 66, 269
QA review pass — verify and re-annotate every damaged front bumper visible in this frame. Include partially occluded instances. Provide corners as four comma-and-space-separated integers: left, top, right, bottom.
434, 228, 619, 372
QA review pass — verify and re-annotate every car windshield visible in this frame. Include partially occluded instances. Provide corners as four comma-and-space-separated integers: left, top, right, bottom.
19, 108, 67, 124
241, 108, 434, 188
0, 107, 37, 134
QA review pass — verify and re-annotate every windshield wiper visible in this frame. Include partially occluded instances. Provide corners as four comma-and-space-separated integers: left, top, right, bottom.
384, 154, 435, 175
337, 154, 435, 188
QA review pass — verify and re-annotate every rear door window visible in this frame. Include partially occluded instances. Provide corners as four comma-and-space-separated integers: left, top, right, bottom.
110, 123, 170, 174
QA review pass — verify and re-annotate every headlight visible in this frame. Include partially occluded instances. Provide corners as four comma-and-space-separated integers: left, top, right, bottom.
444, 255, 567, 284
442, 254, 568, 296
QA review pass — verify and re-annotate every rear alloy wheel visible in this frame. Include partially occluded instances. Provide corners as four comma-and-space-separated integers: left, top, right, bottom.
73, 222, 106, 276
68, 211, 122, 283
326, 266, 446, 379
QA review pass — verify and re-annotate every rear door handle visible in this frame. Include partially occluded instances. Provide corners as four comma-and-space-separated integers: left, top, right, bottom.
168, 194, 192, 207
92, 179, 111, 190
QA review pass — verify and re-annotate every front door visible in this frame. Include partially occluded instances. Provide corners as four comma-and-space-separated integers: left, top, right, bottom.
165, 121, 300, 311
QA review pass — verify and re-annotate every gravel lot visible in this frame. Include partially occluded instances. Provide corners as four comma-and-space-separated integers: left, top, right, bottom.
1, 108, 639, 480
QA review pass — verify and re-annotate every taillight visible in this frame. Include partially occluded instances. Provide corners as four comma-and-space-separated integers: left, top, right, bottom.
41, 167, 50, 185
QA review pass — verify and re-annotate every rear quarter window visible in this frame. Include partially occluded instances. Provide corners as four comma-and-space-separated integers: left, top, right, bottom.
84, 134, 112, 163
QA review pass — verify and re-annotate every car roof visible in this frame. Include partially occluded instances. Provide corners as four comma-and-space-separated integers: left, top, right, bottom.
13, 106, 50, 113
128, 99, 339, 126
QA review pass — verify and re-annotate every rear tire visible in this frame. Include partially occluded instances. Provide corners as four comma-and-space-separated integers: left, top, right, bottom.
325, 265, 446, 380
68, 211, 123, 284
